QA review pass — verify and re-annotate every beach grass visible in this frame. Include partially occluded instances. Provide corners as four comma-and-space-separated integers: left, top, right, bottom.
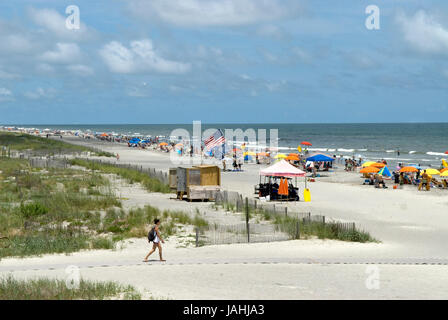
0, 158, 121, 258
0, 132, 114, 157
0, 157, 208, 258
214, 201, 378, 243
272, 215, 378, 243
69, 158, 171, 193
0, 276, 141, 300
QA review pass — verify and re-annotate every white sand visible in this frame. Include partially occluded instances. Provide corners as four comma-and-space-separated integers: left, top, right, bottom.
1, 136, 448, 299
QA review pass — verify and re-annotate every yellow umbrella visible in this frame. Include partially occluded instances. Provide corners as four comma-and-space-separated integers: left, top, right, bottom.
243, 151, 256, 156
274, 154, 287, 159
362, 161, 376, 167
423, 168, 440, 175
440, 171, 448, 177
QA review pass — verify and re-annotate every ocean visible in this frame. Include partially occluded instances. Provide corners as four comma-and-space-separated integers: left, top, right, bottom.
11, 123, 448, 167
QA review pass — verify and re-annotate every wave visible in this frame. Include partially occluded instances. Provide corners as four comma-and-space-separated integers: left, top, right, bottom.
427, 152, 446, 156
337, 148, 355, 152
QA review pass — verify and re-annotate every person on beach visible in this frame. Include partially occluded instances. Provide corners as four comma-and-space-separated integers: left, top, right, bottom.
143, 219, 166, 262
418, 170, 430, 191
116, 153, 120, 161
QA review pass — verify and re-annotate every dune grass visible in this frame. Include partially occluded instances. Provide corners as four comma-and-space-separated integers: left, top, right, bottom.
214, 201, 377, 243
0, 158, 120, 258
0, 157, 208, 258
70, 158, 171, 193
0, 132, 114, 157
0, 276, 141, 300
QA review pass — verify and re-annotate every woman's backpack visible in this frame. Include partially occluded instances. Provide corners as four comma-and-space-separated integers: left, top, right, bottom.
147, 227, 156, 242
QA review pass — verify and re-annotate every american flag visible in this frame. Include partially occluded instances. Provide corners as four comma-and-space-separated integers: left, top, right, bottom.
204, 129, 225, 151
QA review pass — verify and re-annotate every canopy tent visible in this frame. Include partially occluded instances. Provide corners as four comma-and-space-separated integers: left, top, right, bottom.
306, 153, 334, 162
260, 160, 306, 177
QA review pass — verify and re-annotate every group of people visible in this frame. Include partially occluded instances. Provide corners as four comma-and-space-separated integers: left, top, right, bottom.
392, 169, 448, 191
364, 173, 388, 189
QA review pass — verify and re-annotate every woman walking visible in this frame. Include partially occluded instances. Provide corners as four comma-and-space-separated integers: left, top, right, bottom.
143, 219, 166, 262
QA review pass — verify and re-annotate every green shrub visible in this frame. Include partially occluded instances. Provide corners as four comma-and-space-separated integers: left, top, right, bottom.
19, 202, 48, 218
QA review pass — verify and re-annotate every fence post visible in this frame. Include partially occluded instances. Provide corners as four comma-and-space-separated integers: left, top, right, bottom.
323, 216, 325, 225
195, 227, 199, 247
245, 197, 250, 243
285, 207, 288, 217
295, 220, 300, 239
352, 222, 356, 232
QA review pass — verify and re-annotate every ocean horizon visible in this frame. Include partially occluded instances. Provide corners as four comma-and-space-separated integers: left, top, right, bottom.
4, 123, 447, 167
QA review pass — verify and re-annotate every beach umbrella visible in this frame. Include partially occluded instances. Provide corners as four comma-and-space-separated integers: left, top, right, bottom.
100, 133, 108, 137
286, 154, 300, 161
274, 153, 286, 158
360, 166, 380, 174
371, 162, 386, 168
232, 148, 241, 152
297, 146, 302, 152
441, 168, 448, 173
443, 159, 448, 168
378, 166, 392, 177
243, 151, 256, 156
301, 141, 312, 146
256, 152, 269, 157
445, 151, 448, 154
362, 161, 376, 167
288, 153, 299, 157
159, 142, 168, 146
399, 166, 418, 173
441, 171, 448, 177
423, 168, 440, 175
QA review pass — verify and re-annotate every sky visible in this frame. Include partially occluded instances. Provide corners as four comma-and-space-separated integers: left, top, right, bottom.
0, 0, 448, 124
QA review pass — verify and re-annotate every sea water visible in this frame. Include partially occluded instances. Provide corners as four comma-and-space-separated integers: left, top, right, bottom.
15, 123, 448, 167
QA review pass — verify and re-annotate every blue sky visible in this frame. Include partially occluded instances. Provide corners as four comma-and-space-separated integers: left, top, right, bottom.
0, 0, 447, 124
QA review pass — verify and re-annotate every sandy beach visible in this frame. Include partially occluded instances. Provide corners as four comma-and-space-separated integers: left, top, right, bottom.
1, 134, 448, 299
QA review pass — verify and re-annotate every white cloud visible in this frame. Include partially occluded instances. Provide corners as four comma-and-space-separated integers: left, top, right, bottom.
128, 0, 300, 27
0, 69, 20, 80
28, 7, 91, 40
41, 43, 81, 64
257, 25, 287, 40
24, 87, 56, 99
99, 39, 191, 74
291, 47, 312, 64
0, 87, 13, 102
66, 64, 93, 76
396, 10, 448, 54
3, 34, 32, 53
